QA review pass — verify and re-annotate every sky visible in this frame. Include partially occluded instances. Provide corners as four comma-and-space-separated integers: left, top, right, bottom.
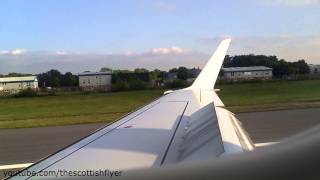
0, 0, 320, 74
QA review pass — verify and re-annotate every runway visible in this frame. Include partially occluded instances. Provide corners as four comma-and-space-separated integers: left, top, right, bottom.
236, 108, 320, 143
1, 108, 320, 167
0, 123, 104, 165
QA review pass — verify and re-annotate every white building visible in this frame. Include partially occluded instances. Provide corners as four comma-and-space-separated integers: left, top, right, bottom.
78, 72, 112, 91
0, 76, 38, 92
221, 66, 272, 80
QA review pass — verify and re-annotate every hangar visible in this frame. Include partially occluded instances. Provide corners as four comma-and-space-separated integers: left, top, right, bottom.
221, 66, 272, 80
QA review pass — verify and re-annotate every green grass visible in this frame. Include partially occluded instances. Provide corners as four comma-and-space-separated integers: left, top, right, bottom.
217, 80, 320, 112
0, 90, 164, 129
1, 80, 320, 129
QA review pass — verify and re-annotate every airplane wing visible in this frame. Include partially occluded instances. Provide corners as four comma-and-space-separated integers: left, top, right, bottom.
10, 39, 254, 179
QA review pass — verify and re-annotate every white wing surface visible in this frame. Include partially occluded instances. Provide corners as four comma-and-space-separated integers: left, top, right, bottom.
11, 39, 253, 179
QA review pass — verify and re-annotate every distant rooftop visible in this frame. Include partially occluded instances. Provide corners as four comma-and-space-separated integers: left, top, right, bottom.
309, 64, 320, 68
78, 72, 112, 76
222, 66, 272, 72
0, 76, 37, 83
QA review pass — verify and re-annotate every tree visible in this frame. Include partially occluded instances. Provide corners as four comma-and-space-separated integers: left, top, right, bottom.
177, 67, 189, 80
100, 67, 112, 72
61, 72, 78, 86
223, 55, 310, 78
169, 68, 178, 73
7, 73, 32, 77
37, 70, 78, 87
134, 68, 149, 73
150, 69, 163, 81
294, 60, 310, 74
52, 77, 60, 87
38, 69, 62, 87
112, 69, 131, 74
273, 59, 290, 77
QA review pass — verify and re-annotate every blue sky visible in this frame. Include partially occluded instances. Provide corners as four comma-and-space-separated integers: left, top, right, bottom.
0, 0, 320, 73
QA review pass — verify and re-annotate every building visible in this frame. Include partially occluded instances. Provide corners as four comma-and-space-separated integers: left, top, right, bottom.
164, 68, 201, 83
0, 76, 38, 93
187, 68, 201, 83
78, 72, 112, 91
221, 66, 272, 80
309, 64, 320, 74
164, 72, 178, 81
189, 68, 201, 78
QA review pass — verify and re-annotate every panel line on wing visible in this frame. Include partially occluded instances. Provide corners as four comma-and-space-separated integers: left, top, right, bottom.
160, 102, 189, 165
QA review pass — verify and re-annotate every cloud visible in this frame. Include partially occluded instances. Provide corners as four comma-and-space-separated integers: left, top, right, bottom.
12, 49, 26, 55
3, 36, 319, 75
55, 51, 68, 55
199, 35, 320, 64
0, 47, 207, 74
124, 46, 191, 56
0, 50, 10, 55
0, 49, 26, 55
150, 46, 191, 55
258, 0, 320, 6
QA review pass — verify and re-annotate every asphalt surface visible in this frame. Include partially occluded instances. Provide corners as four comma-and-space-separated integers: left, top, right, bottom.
0, 123, 104, 165
1, 108, 320, 166
237, 108, 320, 143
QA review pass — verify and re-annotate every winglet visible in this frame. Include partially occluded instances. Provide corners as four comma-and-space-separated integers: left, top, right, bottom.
190, 38, 231, 90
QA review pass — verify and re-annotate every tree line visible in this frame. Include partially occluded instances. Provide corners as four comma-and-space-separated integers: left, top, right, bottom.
224, 55, 310, 77
0, 54, 313, 89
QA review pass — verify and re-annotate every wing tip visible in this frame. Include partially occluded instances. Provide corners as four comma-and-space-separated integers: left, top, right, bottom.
222, 38, 232, 43
190, 38, 232, 90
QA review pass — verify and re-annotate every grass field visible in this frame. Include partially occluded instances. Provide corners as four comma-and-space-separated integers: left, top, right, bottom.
0, 90, 164, 129
0, 80, 320, 129
217, 80, 320, 112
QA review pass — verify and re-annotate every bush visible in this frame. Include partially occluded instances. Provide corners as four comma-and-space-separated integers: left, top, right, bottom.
81, 90, 93, 95
47, 90, 57, 96
167, 79, 189, 89
112, 81, 129, 91
112, 80, 148, 91
128, 80, 147, 90
15, 88, 38, 97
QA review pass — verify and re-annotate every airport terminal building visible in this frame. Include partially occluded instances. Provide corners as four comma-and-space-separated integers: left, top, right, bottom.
221, 66, 273, 80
